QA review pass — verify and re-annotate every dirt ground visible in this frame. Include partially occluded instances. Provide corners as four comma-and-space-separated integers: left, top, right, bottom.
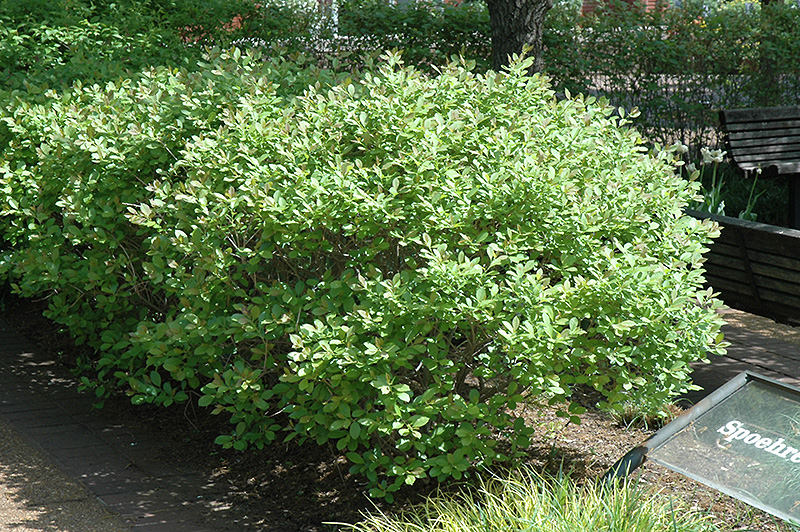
1, 291, 798, 531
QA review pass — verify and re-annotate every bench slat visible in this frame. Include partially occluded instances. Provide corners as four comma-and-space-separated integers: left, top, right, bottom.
730, 145, 800, 156
721, 106, 800, 123
731, 156, 800, 167
732, 160, 800, 174
722, 119, 800, 132
732, 155, 800, 166
727, 127, 800, 142
726, 140, 800, 154
733, 154, 800, 164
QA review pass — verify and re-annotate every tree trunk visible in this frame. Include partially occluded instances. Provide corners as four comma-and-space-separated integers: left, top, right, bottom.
485, 0, 553, 73
758, 0, 783, 105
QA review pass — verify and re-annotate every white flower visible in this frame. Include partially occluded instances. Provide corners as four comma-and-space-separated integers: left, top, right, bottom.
686, 162, 697, 174
701, 147, 725, 165
672, 142, 689, 155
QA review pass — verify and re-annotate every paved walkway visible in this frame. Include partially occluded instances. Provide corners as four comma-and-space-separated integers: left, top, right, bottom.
0, 418, 130, 532
686, 308, 800, 404
0, 319, 254, 531
0, 308, 799, 530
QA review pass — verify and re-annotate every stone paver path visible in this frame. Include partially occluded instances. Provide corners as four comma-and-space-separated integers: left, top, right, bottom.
686, 308, 800, 404
0, 417, 131, 532
0, 319, 254, 531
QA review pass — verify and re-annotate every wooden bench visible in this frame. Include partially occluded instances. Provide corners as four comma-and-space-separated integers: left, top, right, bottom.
719, 106, 800, 228
689, 209, 800, 324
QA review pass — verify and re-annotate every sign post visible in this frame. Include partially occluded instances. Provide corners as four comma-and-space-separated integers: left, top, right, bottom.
606, 372, 800, 524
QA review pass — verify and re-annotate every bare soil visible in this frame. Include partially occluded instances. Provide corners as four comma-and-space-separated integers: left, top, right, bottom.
1, 290, 796, 531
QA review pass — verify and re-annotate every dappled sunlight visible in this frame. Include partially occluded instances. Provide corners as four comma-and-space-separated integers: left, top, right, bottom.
0, 420, 129, 532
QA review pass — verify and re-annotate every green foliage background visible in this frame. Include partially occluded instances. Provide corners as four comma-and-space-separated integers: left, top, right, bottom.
3, 0, 797, 154
337, 0, 491, 69
0, 0, 314, 94
543, 0, 800, 149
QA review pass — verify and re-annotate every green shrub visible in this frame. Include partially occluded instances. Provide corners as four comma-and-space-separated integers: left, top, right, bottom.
0, 50, 725, 499
0, 47, 341, 375
0, 0, 317, 95
345, 468, 719, 532
0, 15, 188, 93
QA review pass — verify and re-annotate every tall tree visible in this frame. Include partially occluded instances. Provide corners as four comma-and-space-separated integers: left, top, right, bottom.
485, 0, 553, 72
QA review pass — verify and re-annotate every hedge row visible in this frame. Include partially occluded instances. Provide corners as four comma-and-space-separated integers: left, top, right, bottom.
0, 49, 726, 497
0, 0, 268, 92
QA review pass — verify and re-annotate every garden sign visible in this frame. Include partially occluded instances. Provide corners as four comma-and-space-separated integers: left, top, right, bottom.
607, 372, 800, 524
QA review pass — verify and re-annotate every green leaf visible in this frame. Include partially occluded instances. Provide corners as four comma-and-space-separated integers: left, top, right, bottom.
411, 416, 430, 428
198, 395, 215, 407
346, 452, 364, 464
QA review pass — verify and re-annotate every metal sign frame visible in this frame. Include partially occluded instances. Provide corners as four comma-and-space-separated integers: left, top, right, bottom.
606, 371, 800, 524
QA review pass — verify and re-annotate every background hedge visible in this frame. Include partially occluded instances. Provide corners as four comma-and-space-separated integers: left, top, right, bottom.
543, 0, 800, 152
